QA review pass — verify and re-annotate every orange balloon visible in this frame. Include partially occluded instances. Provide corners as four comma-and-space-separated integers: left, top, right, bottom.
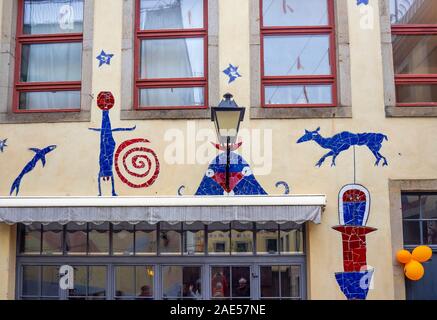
412, 246, 433, 263
404, 260, 425, 281
396, 249, 412, 264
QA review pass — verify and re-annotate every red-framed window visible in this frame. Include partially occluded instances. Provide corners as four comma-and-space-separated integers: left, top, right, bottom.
134, 0, 208, 110
14, 0, 84, 113
260, 0, 337, 108
260, 0, 336, 108
390, 1, 437, 107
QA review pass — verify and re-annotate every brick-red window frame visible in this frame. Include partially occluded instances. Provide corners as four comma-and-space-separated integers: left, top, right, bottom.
13, 0, 83, 113
391, 12, 437, 107
260, 0, 337, 108
134, 0, 208, 110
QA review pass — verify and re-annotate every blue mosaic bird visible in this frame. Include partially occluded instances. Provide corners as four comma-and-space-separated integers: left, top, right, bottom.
10, 145, 57, 196
89, 92, 136, 196
195, 152, 267, 196
0, 139, 7, 152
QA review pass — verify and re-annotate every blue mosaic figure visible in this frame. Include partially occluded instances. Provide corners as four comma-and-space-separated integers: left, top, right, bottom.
10, 145, 57, 196
357, 0, 369, 5
297, 127, 389, 167
335, 270, 374, 300
195, 151, 267, 196
89, 92, 136, 196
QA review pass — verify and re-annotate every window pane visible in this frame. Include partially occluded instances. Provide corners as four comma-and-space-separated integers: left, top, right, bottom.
262, 0, 329, 27
390, 0, 437, 25
115, 266, 135, 298
208, 223, 230, 255
422, 195, 437, 219
260, 266, 280, 298
423, 221, 437, 245
22, 266, 40, 296
135, 223, 157, 255
403, 221, 421, 245
21, 43, 82, 82
69, 266, 86, 298
257, 223, 278, 254
88, 266, 107, 298
211, 267, 230, 298
41, 266, 59, 297
280, 224, 304, 254
140, 38, 204, 78
136, 266, 154, 299
264, 35, 331, 76
140, 87, 204, 108
162, 266, 201, 299
393, 35, 437, 75
88, 223, 109, 255
23, 0, 84, 34
21, 223, 41, 254
159, 223, 182, 255
183, 222, 205, 255
66, 223, 87, 255
113, 223, 134, 256
281, 266, 301, 298
402, 194, 421, 219
231, 267, 251, 298
140, 0, 204, 30
19, 91, 81, 111
231, 222, 253, 255
396, 84, 437, 104
265, 85, 333, 105
42, 223, 63, 255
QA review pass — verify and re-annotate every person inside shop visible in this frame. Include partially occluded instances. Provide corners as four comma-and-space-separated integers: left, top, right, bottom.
234, 277, 250, 297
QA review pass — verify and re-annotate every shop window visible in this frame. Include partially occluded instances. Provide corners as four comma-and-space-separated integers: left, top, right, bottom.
260, 265, 301, 300
260, 0, 336, 108
183, 222, 205, 255
42, 223, 63, 255
21, 265, 60, 300
390, 1, 437, 107
14, 0, 83, 112
65, 223, 87, 255
113, 223, 135, 256
19, 223, 42, 254
402, 193, 437, 246
68, 266, 107, 300
211, 266, 251, 299
135, 222, 158, 255
280, 222, 304, 254
134, 0, 208, 110
115, 266, 154, 300
88, 223, 110, 255
256, 222, 279, 255
159, 222, 182, 255
162, 266, 202, 300
208, 223, 231, 255
231, 222, 254, 255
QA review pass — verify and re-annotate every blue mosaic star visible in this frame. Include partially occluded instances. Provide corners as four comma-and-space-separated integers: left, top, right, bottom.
223, 64, 242, 84
357, 0, 369, 5
96, 50, 114, 67
0, 139, 7, 152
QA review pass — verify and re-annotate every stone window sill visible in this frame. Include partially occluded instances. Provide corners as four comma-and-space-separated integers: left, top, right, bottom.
0, 111, 91, 124
386, 106, 437, 118
250, 106, 352, 119
121, 109, 211, 120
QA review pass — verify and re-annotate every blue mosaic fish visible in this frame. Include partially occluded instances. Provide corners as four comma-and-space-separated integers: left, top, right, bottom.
89, 110, 136, 196
195, 152, 267, 196
10, 145, 57, 196
297, 127, 388, 167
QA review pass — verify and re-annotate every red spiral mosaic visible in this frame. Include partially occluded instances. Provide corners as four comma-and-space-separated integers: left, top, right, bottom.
115, 138, 160, 189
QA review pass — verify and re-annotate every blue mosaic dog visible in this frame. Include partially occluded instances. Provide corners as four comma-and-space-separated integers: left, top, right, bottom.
89, 92, 136, 196
297, 128, 388, 167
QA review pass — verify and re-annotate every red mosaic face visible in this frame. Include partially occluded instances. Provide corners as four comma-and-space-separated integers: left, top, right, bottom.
97, 92, 115, 110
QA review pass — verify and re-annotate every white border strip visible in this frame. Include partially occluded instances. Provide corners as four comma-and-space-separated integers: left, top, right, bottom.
0, 195, 326, 208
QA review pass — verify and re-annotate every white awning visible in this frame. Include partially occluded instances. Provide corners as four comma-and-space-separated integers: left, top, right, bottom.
0, 195, 326, 225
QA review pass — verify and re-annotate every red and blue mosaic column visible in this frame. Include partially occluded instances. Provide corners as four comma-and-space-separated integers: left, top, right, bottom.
333, 184, 376, 300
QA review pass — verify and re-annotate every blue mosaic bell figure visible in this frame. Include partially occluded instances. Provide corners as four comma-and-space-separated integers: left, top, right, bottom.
195, 145, 267, 196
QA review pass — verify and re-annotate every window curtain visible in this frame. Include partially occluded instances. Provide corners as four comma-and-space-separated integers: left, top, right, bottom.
21, 0, 83, 110
139, 0, 203, 107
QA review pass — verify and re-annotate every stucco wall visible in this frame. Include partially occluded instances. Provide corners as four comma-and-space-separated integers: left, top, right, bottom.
0, 0, 436, 300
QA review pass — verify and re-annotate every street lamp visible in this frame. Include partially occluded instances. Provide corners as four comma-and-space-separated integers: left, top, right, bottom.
211, 93, 246, 193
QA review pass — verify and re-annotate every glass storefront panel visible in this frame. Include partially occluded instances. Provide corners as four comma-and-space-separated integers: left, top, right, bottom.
208, 223, 230, 255
160, 223, 182, 255
183, 222, 205, 255
42, 224, 63, 255
231, 223, 253, 255
88, 223, 110, 255
162, 266, 201, 300
66, 224, 87, 255
135, 222, 157, 255
113, 223, 134, 256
